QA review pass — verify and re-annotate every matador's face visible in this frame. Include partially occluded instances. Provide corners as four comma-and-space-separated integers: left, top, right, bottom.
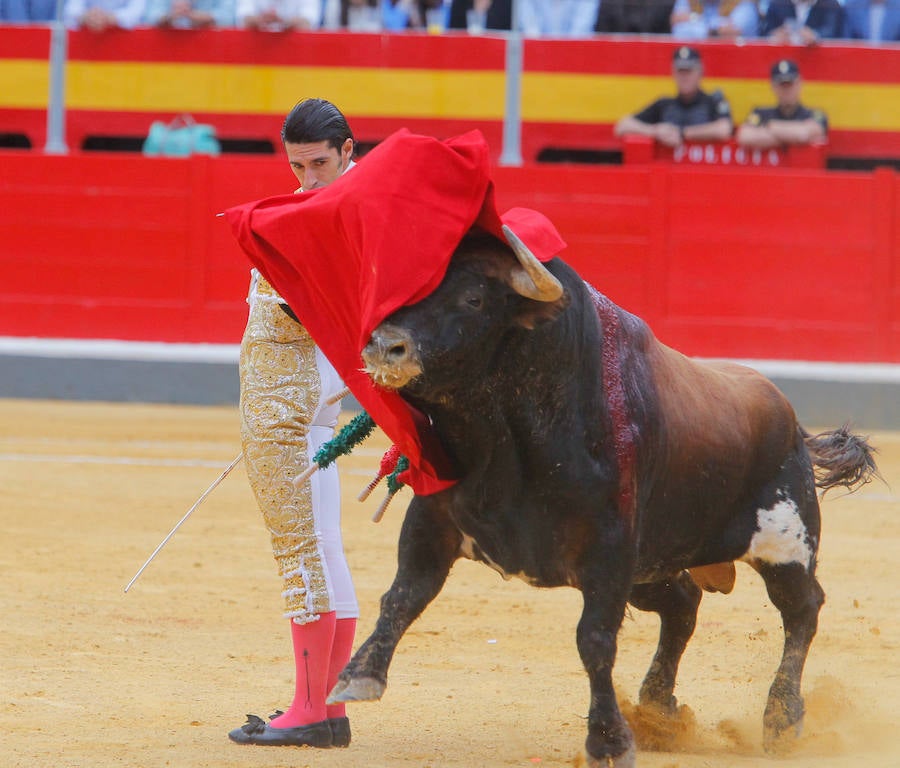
285, 137, 354, 191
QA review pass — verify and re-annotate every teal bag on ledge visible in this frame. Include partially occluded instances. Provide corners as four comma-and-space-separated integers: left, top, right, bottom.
142, 114, 221, 158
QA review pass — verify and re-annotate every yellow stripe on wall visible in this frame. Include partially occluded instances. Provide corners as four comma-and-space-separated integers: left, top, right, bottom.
0, 61, 50, 108
802, 81, 900, 131
65, 62, 507, 119
4, 60, 900, 133
523, 73, 900, 131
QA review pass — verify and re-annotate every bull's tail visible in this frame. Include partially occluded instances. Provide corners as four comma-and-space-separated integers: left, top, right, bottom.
802, 425, 880, 494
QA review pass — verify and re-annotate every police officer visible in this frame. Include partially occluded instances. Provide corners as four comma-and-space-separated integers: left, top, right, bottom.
614, 46, 733, 148
737, 60, 828, 149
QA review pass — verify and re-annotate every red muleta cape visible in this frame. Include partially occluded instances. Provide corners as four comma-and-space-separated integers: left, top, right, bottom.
225, 128, 566, 495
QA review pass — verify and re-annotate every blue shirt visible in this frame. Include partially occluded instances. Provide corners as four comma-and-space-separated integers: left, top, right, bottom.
1, 0, 57, 21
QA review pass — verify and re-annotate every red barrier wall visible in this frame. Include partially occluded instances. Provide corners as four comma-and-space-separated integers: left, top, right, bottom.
1, 152, 897, 362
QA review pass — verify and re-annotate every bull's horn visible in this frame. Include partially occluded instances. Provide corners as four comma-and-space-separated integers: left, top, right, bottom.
502, 224, 564, 302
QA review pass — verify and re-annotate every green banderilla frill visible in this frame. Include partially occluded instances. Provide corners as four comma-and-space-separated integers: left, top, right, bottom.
301, 410, 409, 521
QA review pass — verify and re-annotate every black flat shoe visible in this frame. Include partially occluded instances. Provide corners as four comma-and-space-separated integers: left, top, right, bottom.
329, 716, 351, 747
228, 714, 333, 747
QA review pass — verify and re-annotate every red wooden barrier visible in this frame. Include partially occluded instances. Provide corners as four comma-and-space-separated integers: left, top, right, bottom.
1, 151, 897, 362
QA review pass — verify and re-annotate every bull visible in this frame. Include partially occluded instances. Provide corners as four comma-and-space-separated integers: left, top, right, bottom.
328, 226, 878, 766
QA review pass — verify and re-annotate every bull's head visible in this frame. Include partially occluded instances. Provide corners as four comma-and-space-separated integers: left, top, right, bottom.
362, 225, 568, 393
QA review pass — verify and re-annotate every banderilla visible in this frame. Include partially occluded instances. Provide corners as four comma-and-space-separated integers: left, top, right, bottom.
122, 387, 353, 594
123, 453, 243, 593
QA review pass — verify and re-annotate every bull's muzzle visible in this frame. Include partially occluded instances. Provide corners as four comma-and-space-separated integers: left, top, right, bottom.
362, 324, 422, 390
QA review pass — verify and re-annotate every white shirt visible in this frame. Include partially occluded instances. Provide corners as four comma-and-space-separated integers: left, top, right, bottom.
517, 0, 599, 37
64, 0, 146, 27
235, 0, 320, 27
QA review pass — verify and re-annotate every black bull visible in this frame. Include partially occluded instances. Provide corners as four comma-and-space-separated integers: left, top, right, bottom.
329, 228, 878, 767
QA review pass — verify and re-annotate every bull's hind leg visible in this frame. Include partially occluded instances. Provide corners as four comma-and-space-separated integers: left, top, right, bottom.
755, 560, 825, 752
741, 464, 824, 751
629, 570, 702, 712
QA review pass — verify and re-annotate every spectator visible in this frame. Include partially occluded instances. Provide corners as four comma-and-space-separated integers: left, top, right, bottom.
379, 0, 445, 29
842, 0, 900, 42
614, 46, 733, 148
2, 0, 56, 21
236, 0, 319, 29
64, 0, 145, 28
517, 0, 599, 36
762, 0, 844, 44
341, 0, 378, 28
670, 0, 759, 39
594, 0, 675, 34
447, 0, 510, 30
144, 0, 234, 26
737, 59, 827, 148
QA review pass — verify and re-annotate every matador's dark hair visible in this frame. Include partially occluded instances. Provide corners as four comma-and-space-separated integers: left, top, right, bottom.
281, 98, 355, 153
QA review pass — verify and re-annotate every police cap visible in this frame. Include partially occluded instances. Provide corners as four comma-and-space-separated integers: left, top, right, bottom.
673, 46, 702, 70
771, 59, 800, 83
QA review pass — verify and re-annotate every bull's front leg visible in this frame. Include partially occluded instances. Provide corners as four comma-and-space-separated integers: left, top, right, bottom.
578, 555, 636, 768
328, 494, 460, 704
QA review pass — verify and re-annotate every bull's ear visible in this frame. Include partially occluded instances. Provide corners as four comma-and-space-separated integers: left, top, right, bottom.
513, 289, 570, 330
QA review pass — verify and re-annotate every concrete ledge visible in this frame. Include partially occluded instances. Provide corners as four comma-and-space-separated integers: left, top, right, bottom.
701, 359, 900, 431
1, 354, 240, 405
1, 338, 897, 429
0, 338, 240, 405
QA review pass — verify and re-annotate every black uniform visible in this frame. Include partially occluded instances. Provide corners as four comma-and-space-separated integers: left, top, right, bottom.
744, 105, 829, 133
634, 89, 732, 128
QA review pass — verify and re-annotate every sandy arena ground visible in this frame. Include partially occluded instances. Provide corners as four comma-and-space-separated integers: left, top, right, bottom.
2, 398, 899, 768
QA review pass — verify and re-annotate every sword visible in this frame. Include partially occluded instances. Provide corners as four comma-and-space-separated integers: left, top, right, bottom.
124, 452, 243, 593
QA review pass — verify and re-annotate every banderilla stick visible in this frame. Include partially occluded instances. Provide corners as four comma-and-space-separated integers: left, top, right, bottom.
124, 452, 243, 593
324, 386, 350, 406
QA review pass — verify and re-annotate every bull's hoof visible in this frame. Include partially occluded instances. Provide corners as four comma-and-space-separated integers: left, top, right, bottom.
326, 676, 386, 704
763, 695, 804, 754
637, 689, 678, 716
585, 743, 637, 768
763, 717, 803, 755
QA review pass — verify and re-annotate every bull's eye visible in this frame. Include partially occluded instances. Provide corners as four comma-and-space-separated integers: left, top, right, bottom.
465, 294, 483, 309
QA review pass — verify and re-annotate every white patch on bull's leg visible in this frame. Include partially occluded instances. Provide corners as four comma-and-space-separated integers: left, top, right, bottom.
740, 495, 813, 568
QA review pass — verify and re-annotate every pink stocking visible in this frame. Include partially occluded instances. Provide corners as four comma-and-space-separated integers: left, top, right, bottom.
269, 611, 337, 729
326, 618, 357, 720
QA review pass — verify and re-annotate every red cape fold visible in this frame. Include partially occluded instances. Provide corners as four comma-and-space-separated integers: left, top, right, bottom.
225, 128, 566, 495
